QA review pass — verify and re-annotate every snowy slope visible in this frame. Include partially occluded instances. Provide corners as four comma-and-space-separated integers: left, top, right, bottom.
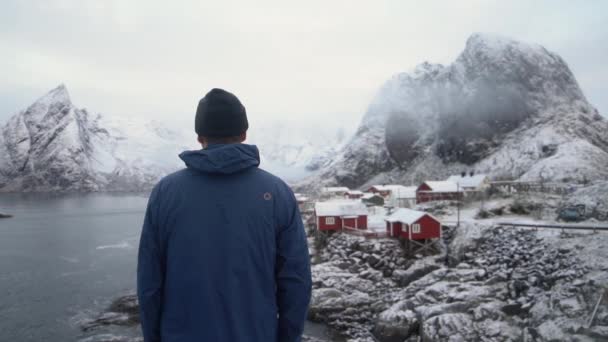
0, 86, 345, 191
248, 122, 350, 181
303, 33, 608, 190
0, 85, 195, 192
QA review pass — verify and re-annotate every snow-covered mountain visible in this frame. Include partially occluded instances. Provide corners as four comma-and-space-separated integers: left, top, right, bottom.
304, 33, 608, 189
0, 85, 190, 192
0, 85, 346, 192
248, 122, 350, 179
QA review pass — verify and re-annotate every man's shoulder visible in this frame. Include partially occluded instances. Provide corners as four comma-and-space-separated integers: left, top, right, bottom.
253, 167, 292, 190
155, 167, 291, 196
153, 167, 289, 189
152, 168, 191, 190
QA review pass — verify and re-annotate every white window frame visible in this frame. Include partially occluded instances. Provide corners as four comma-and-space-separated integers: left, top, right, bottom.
412, 223, 421, 234
325, 217, 336, 225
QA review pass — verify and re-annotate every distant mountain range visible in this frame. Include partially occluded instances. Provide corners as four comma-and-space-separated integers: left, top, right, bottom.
301, 33, 608, 190
3, 33, 607, 193
0, 85, 348, 192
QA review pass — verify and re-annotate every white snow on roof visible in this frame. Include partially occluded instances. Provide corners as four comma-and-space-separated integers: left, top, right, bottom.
346, 190, 364, 195
296, 195, 309, 202
385, 208, 438, 224
315, 200, 368, 217
421, 181, 459, 193
369, 184, 402, 192
322, 186, 350, 193
446, 174, 488, 188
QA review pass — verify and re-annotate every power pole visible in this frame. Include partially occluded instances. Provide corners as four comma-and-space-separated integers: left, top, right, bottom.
457, 182, 461, 227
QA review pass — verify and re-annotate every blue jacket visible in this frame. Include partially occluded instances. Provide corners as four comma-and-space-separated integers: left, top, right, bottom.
137, 144, 312, 342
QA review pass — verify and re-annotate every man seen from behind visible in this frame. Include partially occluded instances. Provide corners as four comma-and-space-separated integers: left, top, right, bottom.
137, 88, 312, 342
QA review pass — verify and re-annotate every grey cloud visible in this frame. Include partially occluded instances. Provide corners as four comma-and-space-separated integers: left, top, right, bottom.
0, 0, 606, 124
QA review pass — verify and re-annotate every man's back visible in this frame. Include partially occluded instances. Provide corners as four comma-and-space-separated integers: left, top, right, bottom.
137, 143, 312, 342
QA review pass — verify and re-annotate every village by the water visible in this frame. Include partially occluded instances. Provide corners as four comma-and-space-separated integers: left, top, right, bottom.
298, 172, 601, 250
292, 173, 608, 341
299, 173, 492, 253
79, 172, 608, 341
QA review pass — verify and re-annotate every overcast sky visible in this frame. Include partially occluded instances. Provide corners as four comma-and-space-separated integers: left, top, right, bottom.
1, 0, 606, 127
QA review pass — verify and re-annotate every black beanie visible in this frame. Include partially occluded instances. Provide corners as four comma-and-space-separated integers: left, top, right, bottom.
195, 88, 248, 137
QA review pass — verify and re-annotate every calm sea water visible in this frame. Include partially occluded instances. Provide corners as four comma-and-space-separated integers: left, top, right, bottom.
0, 193, 329, 341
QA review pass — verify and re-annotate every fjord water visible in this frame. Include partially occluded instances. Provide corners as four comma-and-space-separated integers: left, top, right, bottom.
0, 193, 327, 341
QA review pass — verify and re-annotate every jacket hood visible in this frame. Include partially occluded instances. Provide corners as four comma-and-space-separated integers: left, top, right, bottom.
179, 144, 260, 174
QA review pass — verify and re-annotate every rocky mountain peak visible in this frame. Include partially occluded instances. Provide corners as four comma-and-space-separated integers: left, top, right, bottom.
464, 32, 541, 55
0, 84, 341, 192
16, 84, 75, 131
303, 33, 608, 190
28, 84, 72, 111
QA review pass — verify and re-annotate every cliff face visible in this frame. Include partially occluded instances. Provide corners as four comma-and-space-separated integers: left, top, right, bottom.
0, 85, 106, 191
0, 85, 189, 192
307, 33, 608, 189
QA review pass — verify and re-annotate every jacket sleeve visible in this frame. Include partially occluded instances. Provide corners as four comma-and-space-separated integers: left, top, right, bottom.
137, 183, 164, 342
275, 185, 313, 342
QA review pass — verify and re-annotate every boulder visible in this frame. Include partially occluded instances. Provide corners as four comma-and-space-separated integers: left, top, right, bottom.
421, 313, 478, 341
501, 302, 527, 316
373, 305, 419, 342
392, 262, 441, 287
586, 325, 608, 340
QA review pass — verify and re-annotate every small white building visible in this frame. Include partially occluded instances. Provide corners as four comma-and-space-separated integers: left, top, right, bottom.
446, 173, 489, 192
389, 186, 418, 208
321, 186, 350, 199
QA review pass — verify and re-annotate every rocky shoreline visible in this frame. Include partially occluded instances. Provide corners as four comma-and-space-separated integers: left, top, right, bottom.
80, 294, 336, 342
79, 220, 608, 341
308, 224, 608, 341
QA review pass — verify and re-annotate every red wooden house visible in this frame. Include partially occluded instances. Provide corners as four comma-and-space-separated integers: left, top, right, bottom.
416, 181, 462, 204
314, 201, 368, 231
385, 208, 441, 240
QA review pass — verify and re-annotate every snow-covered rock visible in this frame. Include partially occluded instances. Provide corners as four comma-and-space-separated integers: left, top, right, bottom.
308, 214, 608, 341
372, 305, 418, 341
563, 180, 608, 220
421, 313, 478, 341
304, 33, 608, 189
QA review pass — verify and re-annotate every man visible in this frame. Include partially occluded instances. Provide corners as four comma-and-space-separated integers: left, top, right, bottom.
137, 88, 312, 342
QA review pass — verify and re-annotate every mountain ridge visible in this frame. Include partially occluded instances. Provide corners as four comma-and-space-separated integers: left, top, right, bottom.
0, 87, 346, 191
301, 33, 608, 190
